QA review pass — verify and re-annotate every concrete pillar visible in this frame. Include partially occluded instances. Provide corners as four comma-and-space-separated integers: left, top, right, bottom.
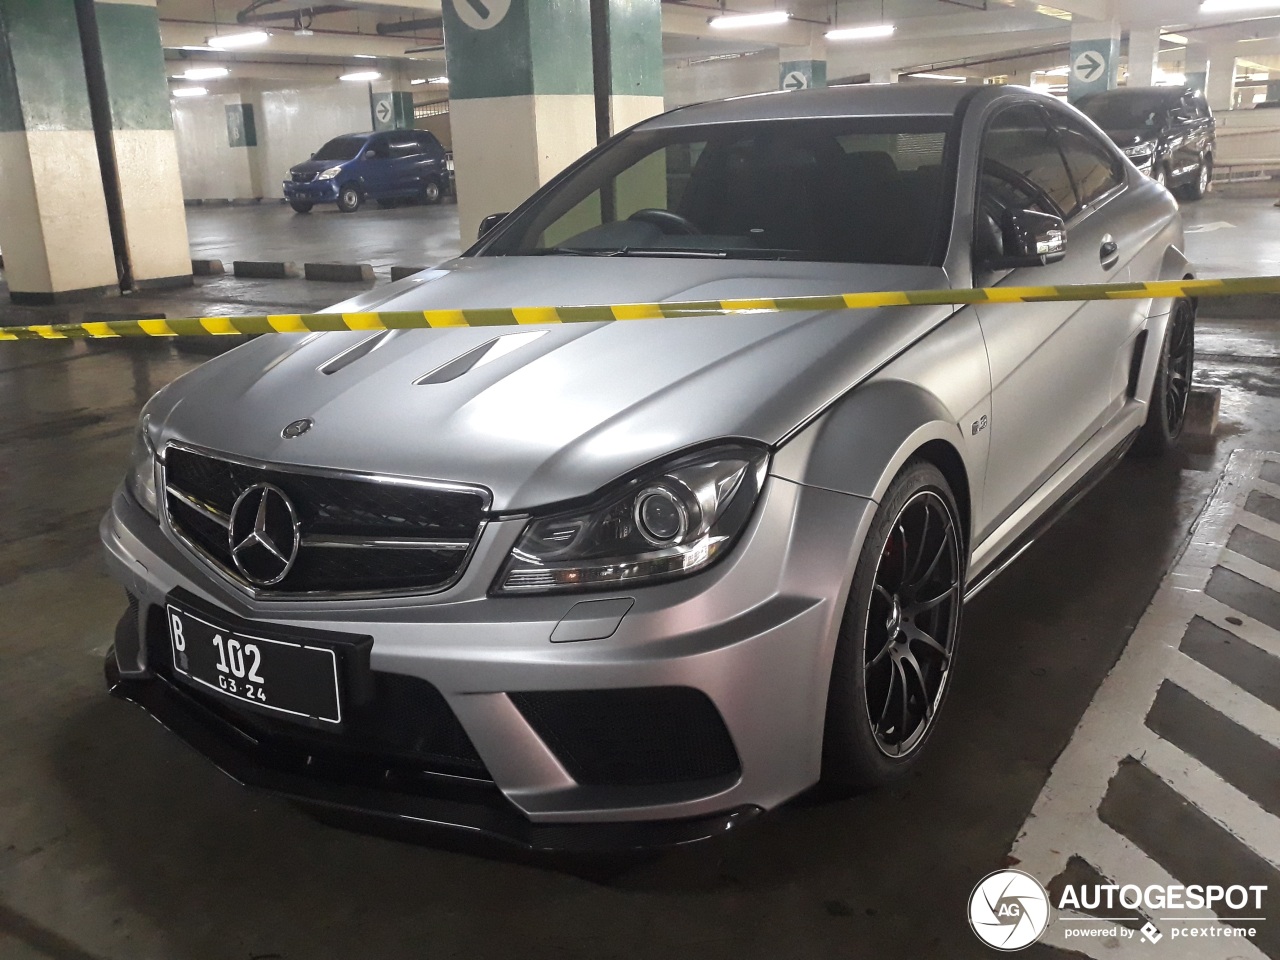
0, 0, 119, 302
1126, 27, 1160, 87
1184, 43, 1209, 95
444, 0, 662, 242
371, 65, 415, 131
780, 40, 827, 91
81, 0, 191, 289
1205, 43, 1237, 111
1267, 79, 1280, 102
1068, 17, 1120, 103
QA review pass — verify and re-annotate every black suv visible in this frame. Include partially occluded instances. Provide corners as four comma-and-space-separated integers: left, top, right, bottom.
1078, 86, 1215, 200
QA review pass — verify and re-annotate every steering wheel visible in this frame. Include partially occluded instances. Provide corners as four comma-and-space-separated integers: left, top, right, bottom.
627, 208, 700, 236
980, 158, 1063, 218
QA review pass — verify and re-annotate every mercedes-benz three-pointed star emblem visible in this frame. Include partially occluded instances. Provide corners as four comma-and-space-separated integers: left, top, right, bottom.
228, 483, 301, 586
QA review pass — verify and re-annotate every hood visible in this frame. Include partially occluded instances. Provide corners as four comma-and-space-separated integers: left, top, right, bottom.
290, 157, 351, 175
1103, 127, 1161, 147
150, 256, 953, 510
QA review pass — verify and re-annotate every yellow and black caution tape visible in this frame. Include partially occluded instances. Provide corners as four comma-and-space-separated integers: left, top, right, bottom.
1, 275, 1277, 341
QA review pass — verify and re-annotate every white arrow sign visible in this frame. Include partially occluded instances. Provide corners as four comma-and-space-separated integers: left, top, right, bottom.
1072, 50, 1106, 83
374, 99, 393, 124
453, 0, 511, 30
783, 70, 809, 91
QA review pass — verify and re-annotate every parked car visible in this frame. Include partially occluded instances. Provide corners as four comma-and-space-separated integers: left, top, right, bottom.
283, 129, 449, 213
1077, 85, 1215, 199
104, 84, 1193, 850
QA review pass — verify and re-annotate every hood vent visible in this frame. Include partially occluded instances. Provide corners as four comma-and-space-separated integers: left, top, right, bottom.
414, 331, 546, 385
319, 331, 397, 375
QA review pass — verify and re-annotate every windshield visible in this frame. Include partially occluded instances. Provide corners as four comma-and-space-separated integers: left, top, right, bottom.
481, 116, 955, 265
312, 136, 366, 162
1078, 92, 1173, 131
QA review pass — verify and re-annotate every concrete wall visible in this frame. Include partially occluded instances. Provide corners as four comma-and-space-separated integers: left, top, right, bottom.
171, 81, 374, 201
664, 53, 777, 110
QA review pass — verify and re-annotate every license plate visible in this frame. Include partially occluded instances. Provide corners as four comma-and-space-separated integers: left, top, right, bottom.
166, 604, 342, 724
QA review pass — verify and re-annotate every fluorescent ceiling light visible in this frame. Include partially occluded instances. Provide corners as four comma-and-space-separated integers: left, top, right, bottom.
411, 78, 427, 85
353, 54, 377, 59
427, 76, 449, 84
206, 31, 268, 50
708, 11, 790, 29
340, 71, 381, 82
910, 72, 967, 81
1200, 0, 1280, 11
172, 86, 208, 98
1162, 32, 1190, 44
826, 23, 895, 40
178, 67, 229, 81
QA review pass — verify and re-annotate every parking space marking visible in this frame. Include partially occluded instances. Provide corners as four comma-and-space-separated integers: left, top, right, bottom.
1008, 450, 1280, 959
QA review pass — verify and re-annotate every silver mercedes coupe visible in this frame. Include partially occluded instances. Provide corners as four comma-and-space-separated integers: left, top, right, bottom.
102, 83, 1194, 850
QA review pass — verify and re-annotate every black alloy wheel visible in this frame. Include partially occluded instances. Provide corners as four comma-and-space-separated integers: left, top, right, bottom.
1133, 297, 1196, 456
822, 460, 964, 791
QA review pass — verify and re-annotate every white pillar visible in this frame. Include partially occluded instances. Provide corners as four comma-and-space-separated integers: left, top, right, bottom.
1205, 43, 1238, 111
1126, 28, 1160, 87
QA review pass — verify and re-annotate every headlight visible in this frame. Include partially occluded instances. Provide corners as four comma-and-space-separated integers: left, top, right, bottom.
125, 415, 159, 518
316, 166, 344, 180
1123, 142, 1154, 158
495, 445, 769, 594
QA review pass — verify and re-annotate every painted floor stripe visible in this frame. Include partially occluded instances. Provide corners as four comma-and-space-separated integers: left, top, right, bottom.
1009, 450, 1280, 958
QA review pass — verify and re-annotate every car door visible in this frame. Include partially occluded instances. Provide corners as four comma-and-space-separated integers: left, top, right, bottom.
970, 101, 1129, 539
387, 135, 424, 196
360, 134, 395, 197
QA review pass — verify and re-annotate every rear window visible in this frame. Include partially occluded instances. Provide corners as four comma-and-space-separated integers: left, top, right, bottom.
313, 136, 365, 161
1078, 92, 1174, 131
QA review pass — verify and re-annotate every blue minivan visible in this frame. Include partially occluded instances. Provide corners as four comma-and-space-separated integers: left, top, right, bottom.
283, 129, 449, 213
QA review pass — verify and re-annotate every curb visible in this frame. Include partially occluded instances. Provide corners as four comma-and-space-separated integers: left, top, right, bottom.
390, 266, 428, 282
304, 262, 376, 283
191, 259, 225, 277
1198, 293, 1280, 320
233, 260, 301, 280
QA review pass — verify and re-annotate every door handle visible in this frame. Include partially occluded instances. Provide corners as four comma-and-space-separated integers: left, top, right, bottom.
1099, 237, 1119, 270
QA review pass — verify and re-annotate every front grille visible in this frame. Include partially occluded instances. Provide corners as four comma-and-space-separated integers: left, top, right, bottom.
510, 687, 741, 787
292, 171, 317, 183
163, 445, 487, 597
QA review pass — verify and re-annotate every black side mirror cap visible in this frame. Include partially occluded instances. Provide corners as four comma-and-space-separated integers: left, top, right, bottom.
478, 212, 509, 240
984, 208, 1066, 270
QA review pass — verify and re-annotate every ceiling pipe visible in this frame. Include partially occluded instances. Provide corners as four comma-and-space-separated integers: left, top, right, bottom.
376, 16, 443, 35
236, 1, 352, 24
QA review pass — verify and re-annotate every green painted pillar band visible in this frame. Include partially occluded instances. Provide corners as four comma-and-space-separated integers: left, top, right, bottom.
93, 1, 172, 131
444, 0, 593, 100
780, 60, 827, 91
0, 0, 94, 132
605, 0, 662, 98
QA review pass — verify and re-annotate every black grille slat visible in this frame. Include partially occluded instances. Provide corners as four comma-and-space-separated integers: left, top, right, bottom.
163, 447, 485, 596
510, 688, 741, 787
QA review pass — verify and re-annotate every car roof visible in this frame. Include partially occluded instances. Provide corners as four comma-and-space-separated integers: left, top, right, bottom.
637, 82, 994, 130
1080, 86, 1190, 102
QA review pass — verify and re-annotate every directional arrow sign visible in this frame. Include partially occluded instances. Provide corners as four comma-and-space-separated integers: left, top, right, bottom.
1073, 50, 1106, 84
374, 99, 393, 124
454, 0, 511, 30
783, 70, 809, 91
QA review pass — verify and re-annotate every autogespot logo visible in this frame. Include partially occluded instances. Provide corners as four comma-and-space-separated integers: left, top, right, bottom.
969, 870, 1051, 951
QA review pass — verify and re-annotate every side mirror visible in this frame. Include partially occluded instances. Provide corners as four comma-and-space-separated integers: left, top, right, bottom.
310, 152, 316, 159
477, 212, 509, 239
985, 208, 1066, 270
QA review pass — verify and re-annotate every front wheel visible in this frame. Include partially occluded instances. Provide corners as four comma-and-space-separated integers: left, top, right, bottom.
1132, 298, 1196, 456
1154, 164, 1169, 191
822, 460, 964, 793
1184, 157, 1211, 201
289, 201, 313, 214
336, 185, 361, 213
420, 178, 442, 205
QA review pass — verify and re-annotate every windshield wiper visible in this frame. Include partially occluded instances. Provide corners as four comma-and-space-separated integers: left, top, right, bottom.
512, 247, 615, 257
609, 248, 729, 258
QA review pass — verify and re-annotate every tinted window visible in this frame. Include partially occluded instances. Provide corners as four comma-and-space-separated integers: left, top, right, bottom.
1078, 91, 1174, 131
313, 136, 365, 161
981, 103, 1077, 218
483, 116, 955, 266
416, 132, 444, 158
388, 137, 422, 158
1052, 112, 1124, 206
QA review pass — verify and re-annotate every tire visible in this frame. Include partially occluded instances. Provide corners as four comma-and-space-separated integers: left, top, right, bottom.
1184, 156, 1211, 201
420, 178, 442, 205
821, 459, 965, 793
1132, 298, 1196, 457
1154, 164, 1169, 191
289, 201, 313, 214
375, 198, 397, 209
336, 185, 361, 213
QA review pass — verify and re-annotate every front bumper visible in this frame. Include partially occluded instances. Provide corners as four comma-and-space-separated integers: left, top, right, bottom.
101, 474, 873, 846
283, 179, 340, 202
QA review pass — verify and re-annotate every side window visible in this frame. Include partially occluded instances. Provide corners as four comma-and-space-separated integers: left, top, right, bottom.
980, 103, 1077, 220
364, 136, 389, 158
417, 132, 444, 159
1052, 113, 1124, 207
388, 138, 422, 158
